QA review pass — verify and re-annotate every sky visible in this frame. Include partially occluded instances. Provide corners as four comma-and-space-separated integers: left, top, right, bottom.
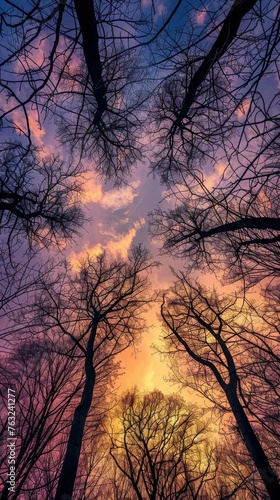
1, 2, 280, 499
0, 0, 254, 399
65, 154, 183, 395
1, 0, 277, 398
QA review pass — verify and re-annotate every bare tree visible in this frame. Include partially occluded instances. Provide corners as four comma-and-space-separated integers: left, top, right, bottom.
0, 0, 156, 181
0, 142, 84, 251
0, 338, 81, 500
27, 245, 156, 499
150, 137, 280, 286
109, 388, 222, 500
0, 336, 117, 499
149, 1, 280, 287
160, 276, 280, 499
237, 296, 280, 448
151, 0, 279, 183
0, 141, 85, 321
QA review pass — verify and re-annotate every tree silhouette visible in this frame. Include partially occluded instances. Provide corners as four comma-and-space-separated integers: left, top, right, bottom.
0, 0, 155, 182
0, 142, 84, 251
0, 141, 85, 320
0, 338, 80, 499
150, 138, 280, 286
109, 388, 222, 500
28, 245, 157, 499
150, 1, 280, 287
160, 277, 280, 499
151, 0, 279, 183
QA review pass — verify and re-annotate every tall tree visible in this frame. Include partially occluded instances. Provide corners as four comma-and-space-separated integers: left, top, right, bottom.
0, 0, 155, 181
150, 0, 280, 287
160, 277, 280, 499
29, 245, 156, 499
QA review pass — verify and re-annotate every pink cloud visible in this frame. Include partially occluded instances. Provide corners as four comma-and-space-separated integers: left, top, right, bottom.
81, 177, 141, 210
11, 107, 46, 144
195, 9, 207, 26
100, 181, 141, 211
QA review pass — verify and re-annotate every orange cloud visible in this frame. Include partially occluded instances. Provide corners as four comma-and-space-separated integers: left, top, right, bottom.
106, 218, 145, 258
68, 218, 145, 267
69, 243, 103, 270
236, 100, 251, 118
80, 172, 103, 204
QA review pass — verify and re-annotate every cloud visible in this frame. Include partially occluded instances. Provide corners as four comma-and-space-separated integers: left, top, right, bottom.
236, 100, 251, 118
13, 33, 47, 73
11, 108, 46, 144
100, 181, 141, 211
68, 243, 103, 270
28, 112, 46, 143
80, 172, 103, 204
257, 190, 271, 211
26, 37, 47, 70
68, 218, 145, 267
106, 218, 145, 258
142, 0, 166, 19
195, 9, 207, 25
202, 163, 227, 191
81, 176, 141, 211
154, 2, 166, 18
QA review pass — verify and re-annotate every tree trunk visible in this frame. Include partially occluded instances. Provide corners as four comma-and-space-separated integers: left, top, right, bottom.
73, 0, 107, 125
178, 0, 257, 124
54, 317, 98, 500
226, 386, 280, 500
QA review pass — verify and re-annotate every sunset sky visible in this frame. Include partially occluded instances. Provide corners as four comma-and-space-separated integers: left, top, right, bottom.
1, 0, 279, 497
4, 0, 271, 398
